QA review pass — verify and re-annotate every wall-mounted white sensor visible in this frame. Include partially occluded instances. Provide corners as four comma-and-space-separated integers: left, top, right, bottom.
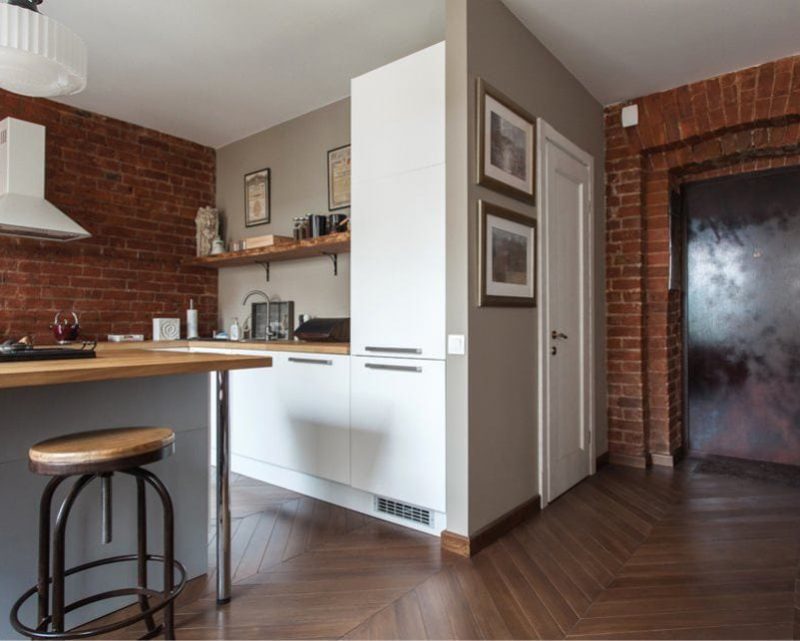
621, 104, 638, 128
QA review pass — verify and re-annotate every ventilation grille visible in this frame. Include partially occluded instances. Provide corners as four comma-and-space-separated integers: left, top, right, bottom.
375, 496, 432, 527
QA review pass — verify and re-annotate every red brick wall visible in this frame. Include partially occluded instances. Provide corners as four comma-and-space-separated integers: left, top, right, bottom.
605, 55, 800, 467
0, 91, 217, 344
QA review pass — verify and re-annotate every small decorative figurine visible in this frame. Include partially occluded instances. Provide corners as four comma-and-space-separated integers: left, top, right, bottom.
195, 206, 220, 257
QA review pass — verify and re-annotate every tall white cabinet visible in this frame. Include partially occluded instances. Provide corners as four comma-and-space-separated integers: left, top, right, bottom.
216, 42, 448, 535
350, 42, 447, 515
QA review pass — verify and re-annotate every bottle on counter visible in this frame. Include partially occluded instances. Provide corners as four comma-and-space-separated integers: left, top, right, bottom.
186, 299, 199, 339
229, 317, 241, 341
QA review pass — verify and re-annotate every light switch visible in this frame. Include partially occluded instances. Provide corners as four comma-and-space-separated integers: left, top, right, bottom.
448, 334, 466, 355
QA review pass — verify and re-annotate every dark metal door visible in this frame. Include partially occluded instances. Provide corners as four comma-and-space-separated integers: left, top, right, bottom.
685, 166, 800, 465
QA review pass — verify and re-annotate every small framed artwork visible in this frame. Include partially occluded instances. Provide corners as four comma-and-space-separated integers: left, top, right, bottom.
478, 200, 536, 307
244, 167, 270, 227
476, 78, 536, 204
327, 144, 351, 211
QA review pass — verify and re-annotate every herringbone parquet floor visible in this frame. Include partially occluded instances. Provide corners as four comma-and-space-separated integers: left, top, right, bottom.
118, 460, 800, 639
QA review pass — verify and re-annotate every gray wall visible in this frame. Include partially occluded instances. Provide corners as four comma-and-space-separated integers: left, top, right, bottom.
216, 99, 351, 331
446, 0, 607, 535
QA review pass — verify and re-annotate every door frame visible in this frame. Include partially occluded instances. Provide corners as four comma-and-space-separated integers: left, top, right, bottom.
536, 119, 595, 508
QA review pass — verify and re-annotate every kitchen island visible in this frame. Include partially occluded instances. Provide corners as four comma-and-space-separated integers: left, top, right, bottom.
0, 347, 270, 638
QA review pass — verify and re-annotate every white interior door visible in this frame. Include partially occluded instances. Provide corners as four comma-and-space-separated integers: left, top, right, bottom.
538, 120, 594, 505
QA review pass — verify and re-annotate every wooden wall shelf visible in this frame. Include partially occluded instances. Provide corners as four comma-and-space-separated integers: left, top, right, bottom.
184, 232, 350, 270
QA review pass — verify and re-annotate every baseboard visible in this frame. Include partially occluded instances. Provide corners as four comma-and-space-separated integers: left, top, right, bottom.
596, 451, 610, 468
441, 495, 541, 558
651, 447, 685, 467
609, 452, 652, 469
441, 530, 471, 557
231, 452, 447, 535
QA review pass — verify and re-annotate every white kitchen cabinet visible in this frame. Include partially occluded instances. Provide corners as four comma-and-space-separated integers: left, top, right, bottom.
230, 351, 350, 485
351, 42, 444, 183
350, 356, 445, 512
230, 356, 279, 463
273, 353, 350, 485
350, 163, 446, 360
350, 40, 446, 361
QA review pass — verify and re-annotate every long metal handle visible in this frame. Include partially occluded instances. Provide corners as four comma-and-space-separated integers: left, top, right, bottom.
365, 363, 422, 373
365, 346, 422, 354
215, 370, 231, 605
288, 357, 333, 365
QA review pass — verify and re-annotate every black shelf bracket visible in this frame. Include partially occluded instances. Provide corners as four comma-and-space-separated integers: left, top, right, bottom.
257, 261, 270, 283
323, 252, 339, 276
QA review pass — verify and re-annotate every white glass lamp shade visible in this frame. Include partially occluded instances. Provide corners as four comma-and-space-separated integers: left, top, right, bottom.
0, 4, 87, 97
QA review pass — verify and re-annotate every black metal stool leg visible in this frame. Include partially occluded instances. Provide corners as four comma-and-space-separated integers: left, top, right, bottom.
136, 475, 159, 635
36, 476, 65, 632
51, 474, 95, 633
128, 467, 177, 640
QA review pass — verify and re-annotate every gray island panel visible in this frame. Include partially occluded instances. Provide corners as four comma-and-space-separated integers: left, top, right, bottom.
0, 374, 210, 639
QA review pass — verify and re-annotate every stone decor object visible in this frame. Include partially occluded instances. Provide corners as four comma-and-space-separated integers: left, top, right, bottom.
195, 206, 220, 257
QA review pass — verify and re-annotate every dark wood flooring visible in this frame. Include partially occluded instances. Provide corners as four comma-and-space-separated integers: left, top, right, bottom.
119, 460, 800, 639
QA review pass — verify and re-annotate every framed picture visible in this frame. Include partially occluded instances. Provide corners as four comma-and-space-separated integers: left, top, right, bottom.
476, 78, 536, 203
327, 144, 351, 211
244, 167, 270, 227
478, 200, 536, 307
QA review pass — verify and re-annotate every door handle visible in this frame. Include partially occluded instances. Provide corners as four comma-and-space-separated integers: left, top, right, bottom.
365, 363, 422, 373
287, 357, 333, 366
551, 331, 568, 340
365, 346, 423, 354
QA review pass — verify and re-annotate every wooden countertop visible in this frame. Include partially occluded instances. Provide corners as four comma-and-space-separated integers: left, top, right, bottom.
97, 340, 350, 355
0, 349, 272, 390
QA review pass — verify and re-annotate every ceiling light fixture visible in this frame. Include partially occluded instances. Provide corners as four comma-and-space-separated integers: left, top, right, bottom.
0, 0, 87, 97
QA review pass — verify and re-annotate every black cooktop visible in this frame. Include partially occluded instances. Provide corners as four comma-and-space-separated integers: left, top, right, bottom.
0, 341, 97, 362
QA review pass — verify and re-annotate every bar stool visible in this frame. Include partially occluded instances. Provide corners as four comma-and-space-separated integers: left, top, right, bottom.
9, 427, 186, 640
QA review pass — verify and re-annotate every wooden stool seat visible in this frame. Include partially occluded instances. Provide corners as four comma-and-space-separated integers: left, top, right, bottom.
29, 427, 175, 475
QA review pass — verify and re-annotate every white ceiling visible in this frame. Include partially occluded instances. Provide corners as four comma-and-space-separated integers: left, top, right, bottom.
41, 1, 800, 147
503, 0, 800, 106
44, 0, 444, 148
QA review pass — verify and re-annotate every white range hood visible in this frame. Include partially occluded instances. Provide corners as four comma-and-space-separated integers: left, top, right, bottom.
0, 117, 90, 241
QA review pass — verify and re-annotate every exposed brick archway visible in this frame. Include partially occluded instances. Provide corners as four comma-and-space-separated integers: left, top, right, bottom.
605, 55, 800, 467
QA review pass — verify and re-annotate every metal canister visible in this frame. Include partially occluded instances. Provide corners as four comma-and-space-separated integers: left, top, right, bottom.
308, 214, 329, 238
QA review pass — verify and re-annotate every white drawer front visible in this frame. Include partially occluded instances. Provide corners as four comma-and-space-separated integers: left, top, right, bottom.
231, 353, 350, 485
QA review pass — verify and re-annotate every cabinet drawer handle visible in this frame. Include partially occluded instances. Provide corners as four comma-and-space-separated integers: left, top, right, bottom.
288, 357, 333, 366
365, 346, 422, 354
365, 363, 422, 373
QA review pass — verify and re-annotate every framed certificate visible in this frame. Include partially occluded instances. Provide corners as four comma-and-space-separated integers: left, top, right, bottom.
327, 145, 351, 211
244, 167, 270, 227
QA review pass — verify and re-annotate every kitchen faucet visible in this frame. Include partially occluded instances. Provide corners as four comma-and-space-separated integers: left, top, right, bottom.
241, 290, 272, 340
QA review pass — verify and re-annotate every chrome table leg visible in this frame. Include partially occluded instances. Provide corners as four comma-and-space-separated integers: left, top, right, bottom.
215, 370, 231, 604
